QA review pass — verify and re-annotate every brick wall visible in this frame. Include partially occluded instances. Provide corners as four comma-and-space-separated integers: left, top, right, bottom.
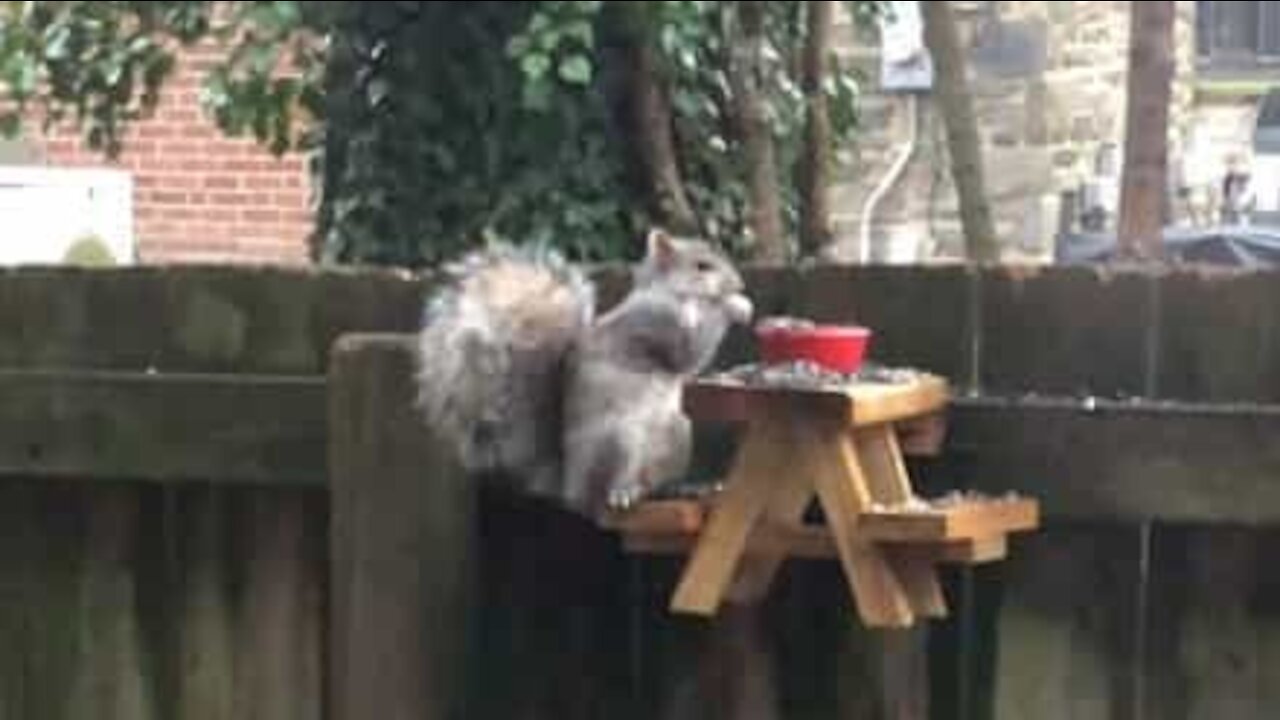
30, 39, 314, 266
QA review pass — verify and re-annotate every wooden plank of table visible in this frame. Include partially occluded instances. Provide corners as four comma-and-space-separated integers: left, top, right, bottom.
683, 374, 949, 428
855, 424, 947, 617
599, 500, 706, 534
848, 375, 951, 427
859, 498, 1040, 542
856, 425, 914, 503
932, 535, 1008, 564
620, 521, 1007, 566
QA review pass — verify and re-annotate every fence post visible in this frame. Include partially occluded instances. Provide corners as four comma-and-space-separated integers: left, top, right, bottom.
328, 333, 476, 720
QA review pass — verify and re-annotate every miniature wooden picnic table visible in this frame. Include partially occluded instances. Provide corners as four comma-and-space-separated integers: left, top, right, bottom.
608, 371, 1039, 629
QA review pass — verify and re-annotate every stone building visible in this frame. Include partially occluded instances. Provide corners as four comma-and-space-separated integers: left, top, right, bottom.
829, 0, 1276, 263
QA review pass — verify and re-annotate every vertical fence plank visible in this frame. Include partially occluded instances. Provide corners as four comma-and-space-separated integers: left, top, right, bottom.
989, 523, 1143, 720
1144, 526, 1280, 720
234, 490, 325, 720
0, 482, 33, 716
70, 486, 154, 720
708, 604, 780, 720
638, 556, 933, 720
329, 334, 476, 720
0, 481, 162, 720
175, 487, 236, 720
643, 602, 782, 720
462, 491, 636, 720
0, 481, 94, 720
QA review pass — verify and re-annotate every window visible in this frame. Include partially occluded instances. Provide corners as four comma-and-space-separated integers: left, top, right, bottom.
1197, 1, 1280, 71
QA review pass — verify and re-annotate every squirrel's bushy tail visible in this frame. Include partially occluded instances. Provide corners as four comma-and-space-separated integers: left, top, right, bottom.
416, 244, 595, 490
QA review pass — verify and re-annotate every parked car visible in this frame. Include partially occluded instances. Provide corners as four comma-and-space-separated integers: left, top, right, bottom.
1055, 224, 1280, 267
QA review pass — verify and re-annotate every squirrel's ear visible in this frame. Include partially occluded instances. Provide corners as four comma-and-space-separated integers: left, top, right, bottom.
646, 228, 677, 270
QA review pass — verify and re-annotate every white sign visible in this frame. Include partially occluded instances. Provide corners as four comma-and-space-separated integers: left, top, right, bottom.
0, 166, 134, 266
880, 1, 933, 92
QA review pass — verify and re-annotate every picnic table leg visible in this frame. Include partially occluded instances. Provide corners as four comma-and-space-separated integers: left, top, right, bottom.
856, 425, 948, 618
670, 416, 793, 615
807, 420, 915, 628
725, 435, 817, 603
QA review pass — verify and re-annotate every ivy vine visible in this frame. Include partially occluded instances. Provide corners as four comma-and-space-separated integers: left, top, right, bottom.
0, 0, 882, 267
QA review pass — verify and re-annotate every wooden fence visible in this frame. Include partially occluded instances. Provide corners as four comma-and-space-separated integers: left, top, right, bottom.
2, 263, 1279, 720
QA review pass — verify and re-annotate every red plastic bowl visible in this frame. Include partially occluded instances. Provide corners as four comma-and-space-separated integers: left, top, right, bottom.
755, 321, 872, 374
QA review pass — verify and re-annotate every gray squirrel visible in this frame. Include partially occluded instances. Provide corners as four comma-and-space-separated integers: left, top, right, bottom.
416, 228, 753, 521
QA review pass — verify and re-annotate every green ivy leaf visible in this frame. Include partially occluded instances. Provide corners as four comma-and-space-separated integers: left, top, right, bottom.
557, 54, 591, 85
520, 51, 550, 79
44, 24, 71, 60
12, 59, 36, 95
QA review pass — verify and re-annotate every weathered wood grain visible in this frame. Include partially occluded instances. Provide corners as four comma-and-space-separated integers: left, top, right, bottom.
0, 479, 326, 720
947, 397, 1280, 524
0, 369, 325, 485
0, 266, 426, 374
328, 333, 476, 720
1144, 526, 1280, 720
989, 523, 1144, 720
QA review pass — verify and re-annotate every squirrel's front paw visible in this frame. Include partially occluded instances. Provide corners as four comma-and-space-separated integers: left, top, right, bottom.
606, 483, 648, 512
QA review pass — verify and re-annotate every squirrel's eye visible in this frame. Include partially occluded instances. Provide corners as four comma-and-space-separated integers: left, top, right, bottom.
696, 260, 714, 272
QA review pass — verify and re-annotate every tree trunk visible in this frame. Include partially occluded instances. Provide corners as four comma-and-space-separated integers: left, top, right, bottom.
618, 3, 700, 235
1116, 0, 1175, 261
728, 0, 787, 263
920, 0, 999, 262
799, 0, 835, 258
